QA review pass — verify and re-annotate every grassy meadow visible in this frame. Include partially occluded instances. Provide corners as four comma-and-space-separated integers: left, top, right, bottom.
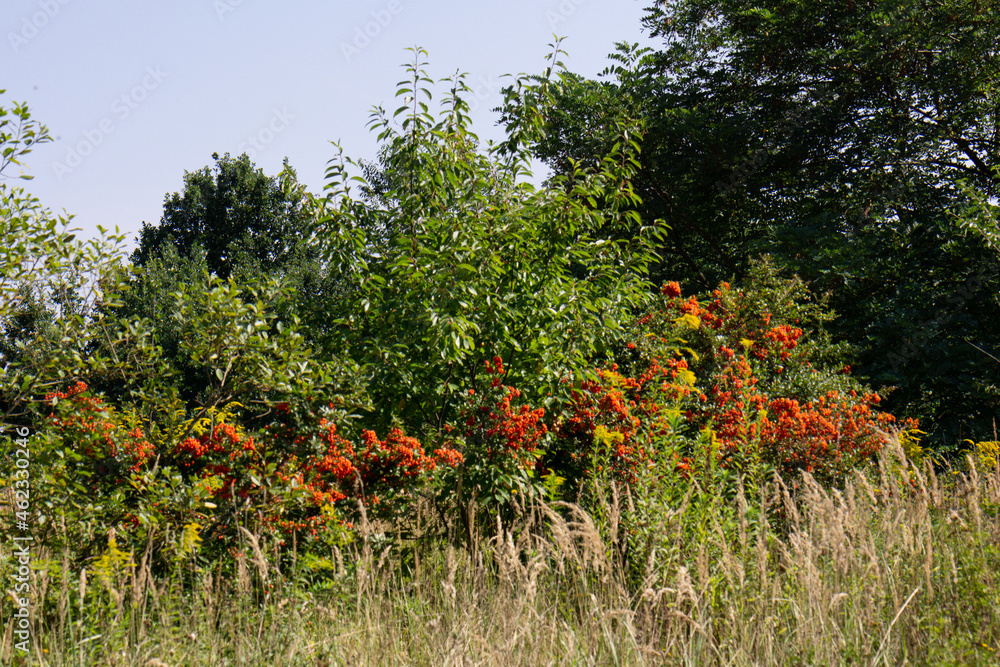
4, 438, 999, 666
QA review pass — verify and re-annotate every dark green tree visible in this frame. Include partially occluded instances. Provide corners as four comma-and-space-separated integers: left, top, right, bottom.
520, 0, 1000, 449
131, 152, 315, 281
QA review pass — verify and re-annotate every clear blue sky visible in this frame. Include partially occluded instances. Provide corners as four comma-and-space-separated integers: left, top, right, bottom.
3, 0, 655, 248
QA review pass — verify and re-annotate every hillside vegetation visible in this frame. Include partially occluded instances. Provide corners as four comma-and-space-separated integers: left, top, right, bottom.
3, 2, 1000, 662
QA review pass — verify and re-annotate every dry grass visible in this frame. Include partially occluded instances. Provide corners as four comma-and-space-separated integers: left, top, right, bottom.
3, 437, 1000, 665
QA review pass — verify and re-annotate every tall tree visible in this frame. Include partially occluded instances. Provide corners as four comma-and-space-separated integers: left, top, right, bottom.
295, 47, 663, 438
131, 152, 314, 281
120, 154, 336, 405
523, 0, 1000, 449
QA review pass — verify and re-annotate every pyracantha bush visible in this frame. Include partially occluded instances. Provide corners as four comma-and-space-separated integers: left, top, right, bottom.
27, 268, 916, 560
32, 384, 464, 560
442, 356, 548, 506
45, 382, 155, 478
619, 274, 918, 485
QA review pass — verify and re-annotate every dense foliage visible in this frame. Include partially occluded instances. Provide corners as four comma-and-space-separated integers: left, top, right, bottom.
0, 51, 922, 561
518, 0, 1000, 450
2, 15, 999, 660
131, 152, 315, 282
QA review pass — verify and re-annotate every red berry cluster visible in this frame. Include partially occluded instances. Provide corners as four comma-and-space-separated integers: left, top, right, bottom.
45, 382, 155, 473
265, 416, 463, 535
172, 422, 262, 500
555, 368, 643, 481
764, 324, 804, 361
175, 423, 257, 462
459, 357, 548, 472
637, 280, 917, 483
754, 391, 914, 479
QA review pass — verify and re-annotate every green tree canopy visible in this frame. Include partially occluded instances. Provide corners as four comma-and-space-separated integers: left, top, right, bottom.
131, 152, 314, 281
294, 47, 664, 438
521, 1, 1000, 449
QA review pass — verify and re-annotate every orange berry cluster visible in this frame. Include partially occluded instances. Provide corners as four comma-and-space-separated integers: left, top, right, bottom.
755, 391, 915, 479
459, 357, 548, 471
648, 281, 915, 482
264, 417, 462, 537
45, 382, 155, 473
